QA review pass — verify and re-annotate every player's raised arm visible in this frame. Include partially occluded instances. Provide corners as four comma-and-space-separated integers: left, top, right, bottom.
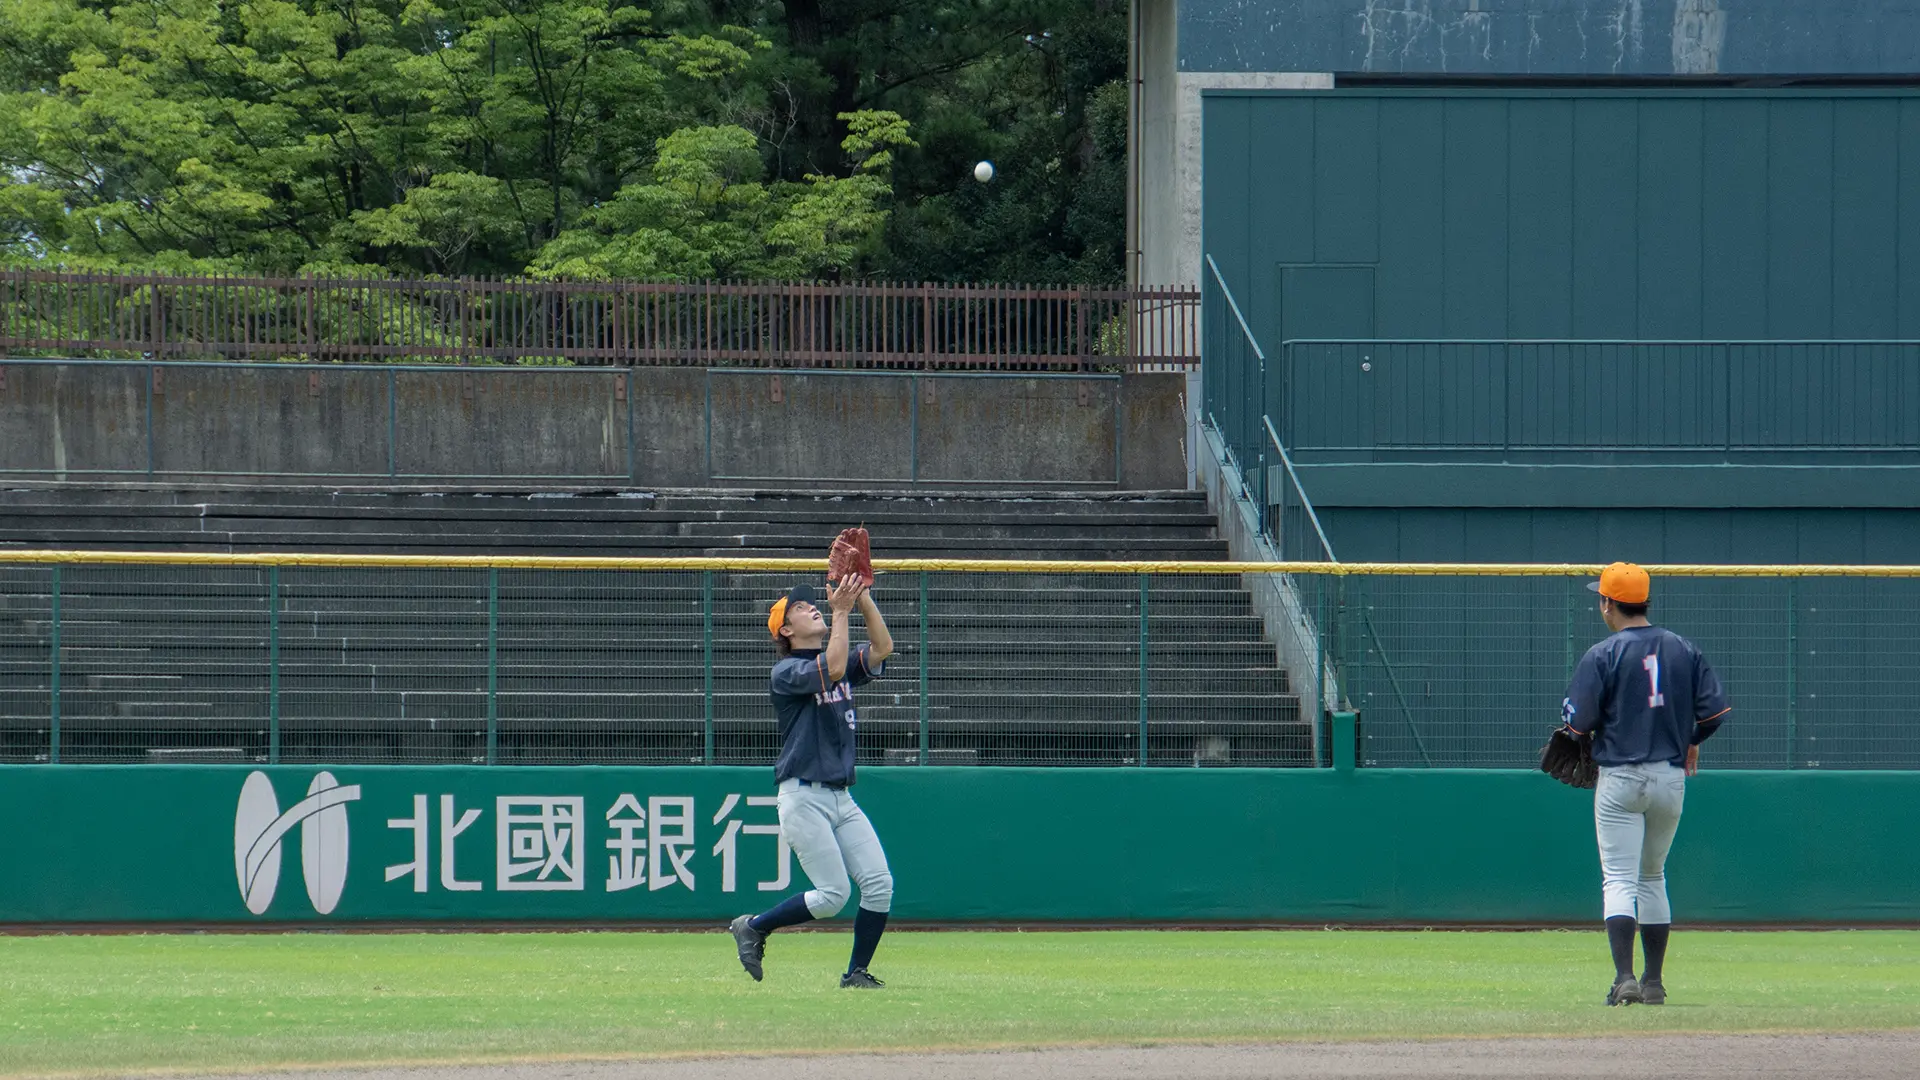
858, 586, 893, 663
824, 577, 863, 682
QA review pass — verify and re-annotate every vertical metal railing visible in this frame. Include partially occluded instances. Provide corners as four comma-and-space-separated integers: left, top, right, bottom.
1562, 585, 1575, 686
917, 570, 930, 766
702, 570, 715, 765
0, 272, 1200, 369
1137, 573, 1150, 766
1202, 254, 1272, 534
267, 566, 280, 765
48, 566, 60, 764
485, 569, 499, 765
1785, 578, 1798, 767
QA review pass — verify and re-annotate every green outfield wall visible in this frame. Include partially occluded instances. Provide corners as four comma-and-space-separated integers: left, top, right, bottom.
1, 766, 1914, 925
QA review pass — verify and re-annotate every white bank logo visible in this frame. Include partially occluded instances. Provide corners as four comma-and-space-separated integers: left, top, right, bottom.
234, 771, 364, 915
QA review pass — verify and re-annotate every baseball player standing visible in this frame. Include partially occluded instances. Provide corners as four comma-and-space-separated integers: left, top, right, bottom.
1561, 562, 1731, 1006
729, 575, 896, 988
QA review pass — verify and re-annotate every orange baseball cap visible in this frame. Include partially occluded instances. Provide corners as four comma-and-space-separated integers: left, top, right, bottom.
766, 584, 819, 638
1587, 562, 1651, 604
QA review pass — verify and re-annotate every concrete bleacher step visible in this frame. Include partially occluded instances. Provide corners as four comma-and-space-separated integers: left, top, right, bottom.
0, 590, 1261, 618
25, 640, 1282, 670
0, 533, 1229, 560
3, 662, 1291, 692
1, 574, 1257, 597
0, 489, 1208, 516
35, 679, 1298, 714
6, 508, 1216, 533
10, 624, 1272, 651
1, 517, 1219, 544
0, 488, 1222, 558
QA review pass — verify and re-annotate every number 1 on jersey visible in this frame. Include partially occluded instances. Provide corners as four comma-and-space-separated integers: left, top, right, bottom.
1643, 654, 1666, 708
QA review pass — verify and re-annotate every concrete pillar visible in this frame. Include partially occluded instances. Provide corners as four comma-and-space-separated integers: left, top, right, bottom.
1136, 0, 1327, 487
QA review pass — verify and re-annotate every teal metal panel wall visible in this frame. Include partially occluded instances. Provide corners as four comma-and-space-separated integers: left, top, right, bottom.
1316, 508, 1920, 565
1203, 89, 1920, 770
1203, 89, 1920, 351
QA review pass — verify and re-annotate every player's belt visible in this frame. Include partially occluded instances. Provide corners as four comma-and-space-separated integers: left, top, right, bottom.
796, 778, 848, 790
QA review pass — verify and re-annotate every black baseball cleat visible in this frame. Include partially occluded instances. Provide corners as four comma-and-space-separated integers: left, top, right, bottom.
1640, 977, 1666, 1005
728, 915, 765, 982
839, 967, 885, 989
1606, 975, 1644, 1006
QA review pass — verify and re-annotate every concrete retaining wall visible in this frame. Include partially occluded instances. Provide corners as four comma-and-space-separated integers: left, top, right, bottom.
0, 362, 1187, 489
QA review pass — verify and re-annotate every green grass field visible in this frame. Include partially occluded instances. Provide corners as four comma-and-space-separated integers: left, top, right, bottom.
3, 930, 1919, 1077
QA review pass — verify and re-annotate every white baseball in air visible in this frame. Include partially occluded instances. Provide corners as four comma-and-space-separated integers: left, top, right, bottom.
973, 160, 994, 183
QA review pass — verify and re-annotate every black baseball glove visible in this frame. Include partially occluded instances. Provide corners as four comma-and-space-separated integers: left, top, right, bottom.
1539, 727, 1598, 789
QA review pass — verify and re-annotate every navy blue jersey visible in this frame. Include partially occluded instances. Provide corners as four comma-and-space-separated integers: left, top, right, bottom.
1562, 625, 1730, 767
770, 644, 883, 785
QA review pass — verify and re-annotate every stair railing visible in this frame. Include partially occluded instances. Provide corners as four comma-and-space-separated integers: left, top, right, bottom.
1263, 415, 1432, 766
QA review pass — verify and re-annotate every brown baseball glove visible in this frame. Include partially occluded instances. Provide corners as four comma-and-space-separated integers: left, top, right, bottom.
827, 527, 874, 588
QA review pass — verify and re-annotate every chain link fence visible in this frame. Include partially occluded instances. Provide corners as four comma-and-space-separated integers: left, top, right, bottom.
5, 556, 1915, 770
1294, 568, 1920, 770
0, 558, 1305, 768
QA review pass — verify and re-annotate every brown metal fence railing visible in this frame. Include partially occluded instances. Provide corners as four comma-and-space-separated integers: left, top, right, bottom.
0, 272, 1199, 369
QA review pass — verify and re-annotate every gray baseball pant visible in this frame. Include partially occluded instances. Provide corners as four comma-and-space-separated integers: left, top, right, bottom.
1595, 761, 1686, 923
776, 778, 893, 918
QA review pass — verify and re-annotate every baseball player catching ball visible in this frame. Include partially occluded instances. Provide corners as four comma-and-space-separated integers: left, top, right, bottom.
729, 535, 895, 989
1560, 562, 1731, 1006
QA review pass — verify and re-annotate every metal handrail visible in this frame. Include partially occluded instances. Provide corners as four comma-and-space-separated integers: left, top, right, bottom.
1202, 256, 1271, 528
1261, 414, 1430, 765
1263, 415, 1336, 563
1205, 256, 1266, 362
1273, 338, 1920, 457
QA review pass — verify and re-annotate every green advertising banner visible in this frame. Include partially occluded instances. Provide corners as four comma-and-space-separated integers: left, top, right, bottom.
1, 766, 1916, 924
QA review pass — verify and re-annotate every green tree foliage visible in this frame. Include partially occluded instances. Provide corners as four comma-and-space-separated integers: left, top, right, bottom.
714, 0, 1127, 282
858, 3, 1130, 283
0, 0, 1124, 281
529, 108, 913, 279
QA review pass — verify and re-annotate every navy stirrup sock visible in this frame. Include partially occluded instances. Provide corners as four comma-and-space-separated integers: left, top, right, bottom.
848, 906, 889, 973
750, 894, 816, 935
1640, 923, 1670, 981
1606, 916, 1638, 980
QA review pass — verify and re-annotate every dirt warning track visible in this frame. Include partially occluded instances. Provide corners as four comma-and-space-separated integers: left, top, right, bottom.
172, 1032, 1920, 1080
